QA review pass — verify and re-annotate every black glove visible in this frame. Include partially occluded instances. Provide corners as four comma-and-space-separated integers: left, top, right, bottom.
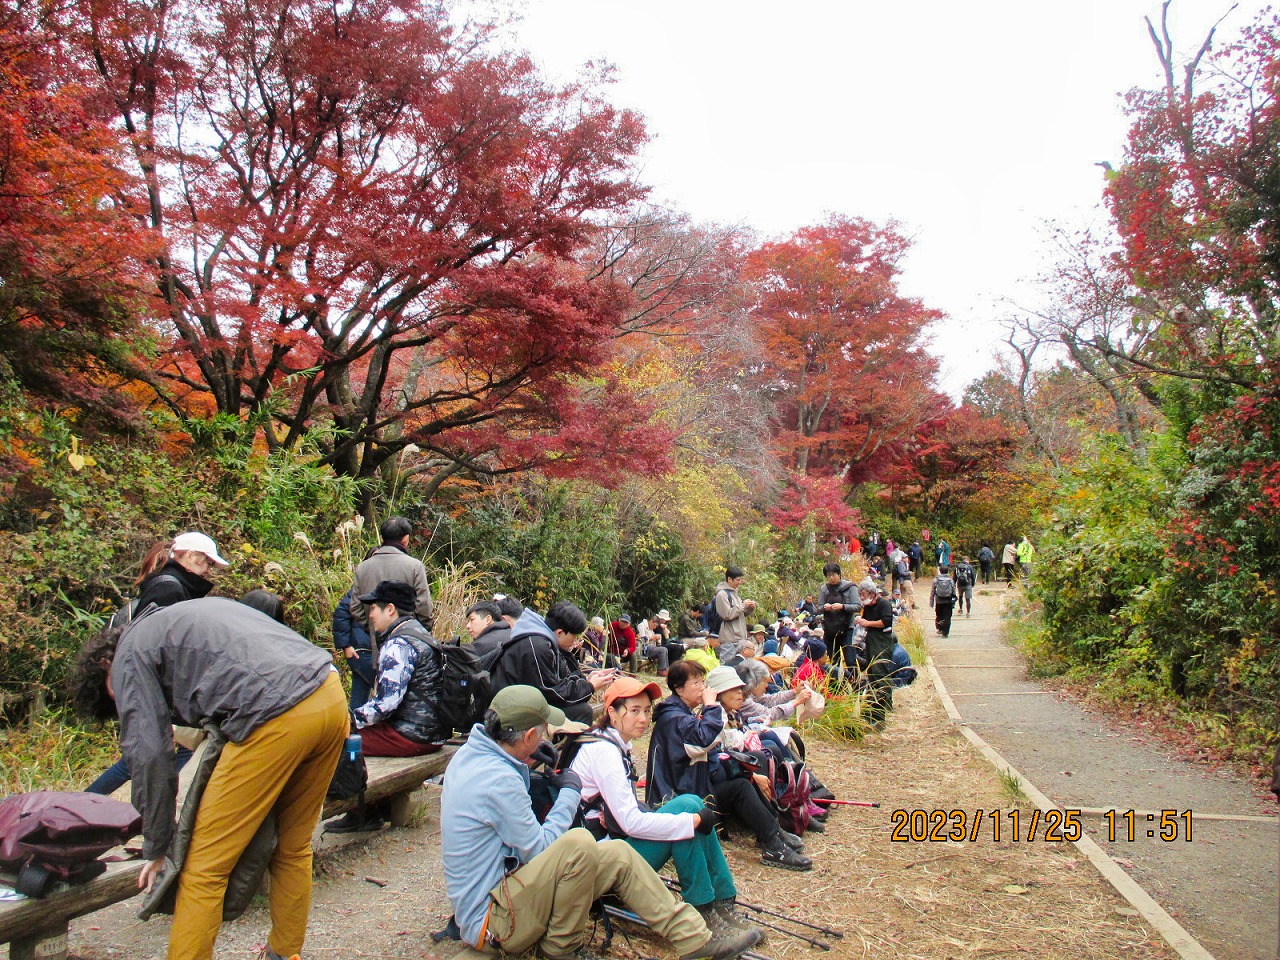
549, 768, 582, 793
530, 742, 559, 770
694, 807, 719, 834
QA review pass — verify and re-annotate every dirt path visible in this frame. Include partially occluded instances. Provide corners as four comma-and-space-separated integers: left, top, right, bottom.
48, 603, 1188, 960
930, 583, 1279, 960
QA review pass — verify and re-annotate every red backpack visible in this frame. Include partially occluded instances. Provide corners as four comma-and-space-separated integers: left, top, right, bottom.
0, 792, 141, 896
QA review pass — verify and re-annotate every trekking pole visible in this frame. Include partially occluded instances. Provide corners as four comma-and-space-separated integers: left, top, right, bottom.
811, 797, 880, 808
663, 877, 843, 943
599, 902, 779, 960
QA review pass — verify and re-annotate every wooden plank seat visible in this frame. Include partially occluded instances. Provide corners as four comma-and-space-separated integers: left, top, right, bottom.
0, 748, 455, 960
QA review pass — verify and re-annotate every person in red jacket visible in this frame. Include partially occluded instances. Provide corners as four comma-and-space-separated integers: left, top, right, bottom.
609, 614, 639, 671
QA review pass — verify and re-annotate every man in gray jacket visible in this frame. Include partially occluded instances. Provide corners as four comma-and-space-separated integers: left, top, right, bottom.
349, 516, 434, 628
713, 566, 756, 662
71, 597, 347, 960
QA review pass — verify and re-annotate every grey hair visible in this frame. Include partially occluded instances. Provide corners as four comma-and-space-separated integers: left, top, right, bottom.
482, 708, 524, 745
735, 658, 769, 689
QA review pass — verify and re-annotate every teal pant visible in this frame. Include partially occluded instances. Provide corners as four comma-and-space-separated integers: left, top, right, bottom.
625, 794, 736, 907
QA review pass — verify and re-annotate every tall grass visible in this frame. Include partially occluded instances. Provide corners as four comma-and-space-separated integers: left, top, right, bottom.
0, 709, 119, 794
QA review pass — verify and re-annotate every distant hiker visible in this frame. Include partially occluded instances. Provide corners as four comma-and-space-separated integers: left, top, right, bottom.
817, 561, 860, 671
930, 565, 957, 638
713, 566, 756, 662
1001, 541, 1018, 586
936, 538, 952, 570
977, 543, 995, 584
135, 531, 229, 613
678, 603, 704, 639
349, 516, 434, 630
908, 540, 924, 577
609, 614, 639, 672
636, 611, 673, 675
854, 580, 896, 727
953, 558, 976, 617
1017, 536, 1036, 582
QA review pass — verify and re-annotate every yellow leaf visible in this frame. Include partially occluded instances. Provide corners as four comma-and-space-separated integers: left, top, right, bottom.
68, 453, 85, 471
1002, 884, 1030, 895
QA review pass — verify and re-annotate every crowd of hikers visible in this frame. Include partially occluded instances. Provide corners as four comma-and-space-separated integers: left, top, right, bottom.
60, 519, 1016, 960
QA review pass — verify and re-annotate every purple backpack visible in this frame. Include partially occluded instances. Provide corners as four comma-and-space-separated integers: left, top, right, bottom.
0, 791, 141, 896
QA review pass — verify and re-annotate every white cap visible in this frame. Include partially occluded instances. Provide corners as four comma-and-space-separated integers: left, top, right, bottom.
172, 531, 230, 567
656, 609, 671, 621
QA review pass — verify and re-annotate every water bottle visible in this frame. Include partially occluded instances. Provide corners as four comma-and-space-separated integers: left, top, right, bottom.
344, 733, 362, 762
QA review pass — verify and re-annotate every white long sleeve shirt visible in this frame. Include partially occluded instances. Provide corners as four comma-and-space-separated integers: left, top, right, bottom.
569, 727, 698, 843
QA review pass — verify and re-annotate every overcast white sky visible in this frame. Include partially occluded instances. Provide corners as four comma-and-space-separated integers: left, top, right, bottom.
501, 1, 1265, 393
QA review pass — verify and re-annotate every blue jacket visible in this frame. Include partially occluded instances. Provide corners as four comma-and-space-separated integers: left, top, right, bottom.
441, 722, 582, 947
645, 694, 724, 805
332, 589, 371, 652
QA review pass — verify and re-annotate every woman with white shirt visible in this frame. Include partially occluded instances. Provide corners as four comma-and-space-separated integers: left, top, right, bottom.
568, 676, 760, 940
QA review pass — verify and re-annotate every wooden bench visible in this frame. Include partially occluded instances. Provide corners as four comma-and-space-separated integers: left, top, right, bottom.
0, 748, 455, 960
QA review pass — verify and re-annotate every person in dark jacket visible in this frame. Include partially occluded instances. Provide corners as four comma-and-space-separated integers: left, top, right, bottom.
332, 588, 374, 708
70, 597, 346, 960
816, 562, 860, 672
856, 580, 896, 727
490, 602, 615, 724
466, 599, 510, 659
646, 662, 809, 870
350, 580, 445, 757
134, 531, 228, 613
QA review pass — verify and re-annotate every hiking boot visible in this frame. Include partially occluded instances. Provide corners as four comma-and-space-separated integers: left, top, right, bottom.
760, 834, 813, 872
804, 817, 825, 833
711, 899, 764, 939
756, 829, 803, 852
323, 811, 385, 834
680, 923, 761, 960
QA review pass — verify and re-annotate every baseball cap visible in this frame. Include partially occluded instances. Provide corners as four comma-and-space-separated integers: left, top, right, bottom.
172, 532, 230, 567
706, 666, 746, 694
489, 685, 566, 733
603, 675, 663, 711
357, 579, 416, 613
619, 614, 631, 624
656, 609, 671, 621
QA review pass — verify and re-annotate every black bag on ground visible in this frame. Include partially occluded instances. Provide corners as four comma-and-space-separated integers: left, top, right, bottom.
326, 752, 368, 802
0, 791, 141, 897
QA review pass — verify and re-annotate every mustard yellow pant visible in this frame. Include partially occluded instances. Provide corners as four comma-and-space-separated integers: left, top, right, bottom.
168, 671, 348, 960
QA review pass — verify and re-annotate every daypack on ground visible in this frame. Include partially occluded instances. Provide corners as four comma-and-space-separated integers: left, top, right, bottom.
0, 791, 141, 897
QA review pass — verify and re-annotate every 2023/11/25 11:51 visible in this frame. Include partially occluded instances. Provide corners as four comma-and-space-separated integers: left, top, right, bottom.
1101, 809, 1194, 842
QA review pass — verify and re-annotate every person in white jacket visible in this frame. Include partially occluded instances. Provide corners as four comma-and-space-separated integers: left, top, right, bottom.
568, 676, 762, 941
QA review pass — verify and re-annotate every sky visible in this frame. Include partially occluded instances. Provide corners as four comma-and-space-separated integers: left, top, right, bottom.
494, 0, 1268, 393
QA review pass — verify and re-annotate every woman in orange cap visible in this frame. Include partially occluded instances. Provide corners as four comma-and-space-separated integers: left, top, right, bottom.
566, 675, 761, 941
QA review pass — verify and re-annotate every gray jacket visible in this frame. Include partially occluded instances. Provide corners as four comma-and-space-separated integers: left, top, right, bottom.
113, 597, 333, 858
714, 581, 749, 657
348, 544, 434, 627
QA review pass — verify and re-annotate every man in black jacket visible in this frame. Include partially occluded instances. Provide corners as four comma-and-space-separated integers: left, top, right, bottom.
855, 580, 896, 727
489, 601, 615, 724
466, 599, 509, 659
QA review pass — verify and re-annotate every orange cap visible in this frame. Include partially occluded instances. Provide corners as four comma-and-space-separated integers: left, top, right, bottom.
603, 675, 663, 711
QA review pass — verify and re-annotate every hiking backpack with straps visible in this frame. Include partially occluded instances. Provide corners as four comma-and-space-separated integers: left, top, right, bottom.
933, 575, 955, 600
702, 588, 728, 636
0, 791, 141, 897
425, 636, 492, 736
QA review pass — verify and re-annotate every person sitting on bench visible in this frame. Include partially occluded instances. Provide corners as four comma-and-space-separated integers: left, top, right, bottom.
440, 685, 756, 960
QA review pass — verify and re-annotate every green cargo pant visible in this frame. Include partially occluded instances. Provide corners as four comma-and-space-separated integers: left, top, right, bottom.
625, 794, 736, 907
487, 828, 710, 959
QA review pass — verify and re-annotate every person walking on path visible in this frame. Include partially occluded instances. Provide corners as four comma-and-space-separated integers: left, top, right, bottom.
953, 558, 976, 617
977, 544, 995, 584
1001, 541, 1018, 586
930, 565, 957, 638
1017, 536, 1035, 583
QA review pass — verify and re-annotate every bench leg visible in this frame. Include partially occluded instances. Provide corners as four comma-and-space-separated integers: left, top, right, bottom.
11, 924, 69, 960
388, 790, 414, 827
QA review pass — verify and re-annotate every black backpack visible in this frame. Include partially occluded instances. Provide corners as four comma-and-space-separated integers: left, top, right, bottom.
934, 575, 956, 600
956, 564, 974, 587
425, 637, 492, 736
702, 589, 727, 636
